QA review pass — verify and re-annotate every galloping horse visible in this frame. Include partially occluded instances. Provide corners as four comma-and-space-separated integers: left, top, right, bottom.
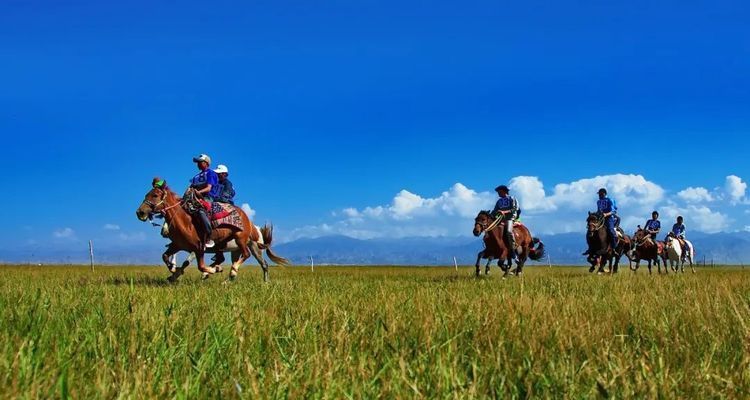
630, 227, 668, 274
585, 211, 614, 274
136, 181, 284, 282
473, 211, 545, 278
665, 234, 696, 273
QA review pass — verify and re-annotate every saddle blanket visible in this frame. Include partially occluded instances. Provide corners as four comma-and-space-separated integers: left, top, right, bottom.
209, 203, 244, 230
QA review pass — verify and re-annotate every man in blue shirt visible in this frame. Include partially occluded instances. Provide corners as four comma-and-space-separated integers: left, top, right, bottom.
597, 188, 618, 250
213, 164, 236, 205
492, 185, 520, 257
190, 154, 220, 248
671, 216, 686, 239
644, 211, 661, 240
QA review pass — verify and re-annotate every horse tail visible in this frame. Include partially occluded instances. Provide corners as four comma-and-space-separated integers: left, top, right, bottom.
529, 238, 546, 261
259, 224, 291, 266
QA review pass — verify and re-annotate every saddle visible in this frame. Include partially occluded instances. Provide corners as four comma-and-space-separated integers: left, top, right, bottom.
209, 202, 244, 230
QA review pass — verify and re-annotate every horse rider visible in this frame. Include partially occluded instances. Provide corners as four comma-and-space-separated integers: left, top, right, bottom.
644, 211, 661, 240
190, 154, 221, 248
214, 164, 236, 205
492, 185, 520, 257
597, 188, 619, 250
669, 216, 688, 254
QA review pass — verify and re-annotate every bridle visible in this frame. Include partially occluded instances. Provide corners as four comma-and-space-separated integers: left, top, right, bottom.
141, 188, 183, 217
587, 213, 605, 232
475, 213, 504, 234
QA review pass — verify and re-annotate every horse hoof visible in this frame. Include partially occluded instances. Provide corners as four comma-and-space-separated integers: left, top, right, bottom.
202, 272, 210, 280
215, 266, 224, 273
167, 275, 178, 283
169, 266, 177, 274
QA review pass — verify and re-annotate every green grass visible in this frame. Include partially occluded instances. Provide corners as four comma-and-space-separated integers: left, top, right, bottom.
0, 264, 749, 399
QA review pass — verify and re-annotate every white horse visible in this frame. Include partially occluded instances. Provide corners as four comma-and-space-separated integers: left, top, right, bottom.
664, 235, 695, 273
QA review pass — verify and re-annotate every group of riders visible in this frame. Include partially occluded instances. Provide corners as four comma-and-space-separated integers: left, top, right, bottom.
161, 156, 691, 264
155, 154, 236, 249
488, 185, 690, 259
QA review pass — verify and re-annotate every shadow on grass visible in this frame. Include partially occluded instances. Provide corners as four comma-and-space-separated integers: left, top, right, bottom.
105, 275, 174, 287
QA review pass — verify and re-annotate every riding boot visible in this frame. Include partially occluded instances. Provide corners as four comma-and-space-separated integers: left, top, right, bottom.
198, 210, 215, 248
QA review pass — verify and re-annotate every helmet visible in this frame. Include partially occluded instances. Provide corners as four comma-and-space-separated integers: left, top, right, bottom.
495, 185, 510, 193
192, 154, 212, 165
598, 188, 608, 195
214, 164, 229, 174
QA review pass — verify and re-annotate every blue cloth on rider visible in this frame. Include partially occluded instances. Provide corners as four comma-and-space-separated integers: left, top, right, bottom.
597, 197, 617, 248
190, 169, 220, 200
492, 196, 518, 219
672, 223, 686, 238
645, 219, 661, 231
597, 198, 615, 214
215, 179, 236, 205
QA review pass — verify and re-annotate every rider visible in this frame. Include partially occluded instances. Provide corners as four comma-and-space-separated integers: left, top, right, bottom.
491, 185, 520, 257
213, 164, 236, 205
190, 154, 221, 248
670, 216, 688, 254
597, 188, 618, 250
644, 211, 661, 240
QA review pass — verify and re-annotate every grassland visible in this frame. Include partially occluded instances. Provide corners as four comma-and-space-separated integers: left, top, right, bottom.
0, 264, 749, 399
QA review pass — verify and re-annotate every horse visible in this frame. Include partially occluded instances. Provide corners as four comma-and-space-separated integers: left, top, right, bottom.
161, 221, 290, 274
136, 181, 278, 282
610, 232, 633, 274
473, 211, 545, 278
665, 234, 696, 273
585, 211, 615, 274
630, 227, 668, 274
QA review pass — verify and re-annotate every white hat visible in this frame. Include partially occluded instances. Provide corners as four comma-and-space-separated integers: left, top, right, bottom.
214, 164, 229, 174
192, 154, 212, 164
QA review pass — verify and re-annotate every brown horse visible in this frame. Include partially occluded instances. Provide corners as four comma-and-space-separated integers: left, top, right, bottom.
136, 181, 280, 282
473, 211, 545, 278
630, 227, 668, 274
585, 211, 613, 274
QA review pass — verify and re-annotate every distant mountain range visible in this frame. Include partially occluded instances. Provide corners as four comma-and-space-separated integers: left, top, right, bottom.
3, 231, 750, 266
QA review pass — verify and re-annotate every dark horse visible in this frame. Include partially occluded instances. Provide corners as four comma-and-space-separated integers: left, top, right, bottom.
136, 180, 287, 282
585, 211, 616, 274
473, 211, 545, 278
630, 227, 668, 274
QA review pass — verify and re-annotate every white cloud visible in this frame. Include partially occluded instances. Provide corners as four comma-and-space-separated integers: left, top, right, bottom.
241, 203, 256, 219
53, 228, 76, 239
677, 187, 714, 203
103, 224, 121, 231
725, 175, 747, 204
284, 174, 749, 241
660, 204, 730, 234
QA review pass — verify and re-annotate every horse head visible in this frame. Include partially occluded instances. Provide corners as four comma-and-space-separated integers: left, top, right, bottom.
586, 211, 603, 232
136, 178, 171, 221
473, 210, 494, 237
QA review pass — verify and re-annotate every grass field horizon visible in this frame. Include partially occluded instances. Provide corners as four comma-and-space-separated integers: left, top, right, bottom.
1, 264, 749, 398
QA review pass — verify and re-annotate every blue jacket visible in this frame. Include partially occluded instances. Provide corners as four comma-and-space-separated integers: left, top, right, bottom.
672, 223, 686, 238
645, 219, 661, 232
597, 197, 615, 215
215, 179, 236, 205
190, 169, 220, 199
492, 196, 519, 219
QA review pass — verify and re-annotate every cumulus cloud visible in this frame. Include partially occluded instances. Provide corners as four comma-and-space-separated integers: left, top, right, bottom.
284, 174, 749, 241
725, 175, 747, 204
241, 203, 256, 219
103, 224, 121, 230
660, 204, 730, 234
53, 228, 76, 239
677, 187, 714, 203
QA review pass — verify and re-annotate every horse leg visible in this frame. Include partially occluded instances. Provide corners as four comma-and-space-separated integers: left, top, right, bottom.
210, 252, 226, 272
162, 243, 179, 274
475, 251, 483, 277
228, 251, 241, 281
195, 251, 216, 280
485, 258, 492, 275
181, 253, 194, 269
249, 242, 270, 283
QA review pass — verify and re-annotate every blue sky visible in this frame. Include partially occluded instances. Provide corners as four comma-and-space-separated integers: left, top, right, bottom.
1, 0, 749, 256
